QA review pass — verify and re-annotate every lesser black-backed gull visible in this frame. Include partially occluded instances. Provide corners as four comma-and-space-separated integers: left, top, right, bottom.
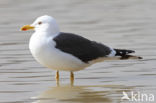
20, 15, 142, 84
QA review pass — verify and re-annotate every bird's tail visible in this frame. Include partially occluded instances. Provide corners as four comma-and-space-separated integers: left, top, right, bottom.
114, 49, 143, 59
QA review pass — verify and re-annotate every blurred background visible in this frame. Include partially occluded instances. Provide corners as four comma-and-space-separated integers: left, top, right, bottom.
0, 0, 156, 103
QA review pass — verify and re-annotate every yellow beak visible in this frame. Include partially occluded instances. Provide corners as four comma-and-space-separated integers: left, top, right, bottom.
20, 25, 34, 31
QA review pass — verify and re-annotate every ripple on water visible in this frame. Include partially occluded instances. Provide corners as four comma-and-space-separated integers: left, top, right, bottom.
0, 0, 156, 103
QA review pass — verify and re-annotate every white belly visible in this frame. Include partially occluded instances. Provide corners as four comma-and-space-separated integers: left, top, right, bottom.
29, 33, 88, 71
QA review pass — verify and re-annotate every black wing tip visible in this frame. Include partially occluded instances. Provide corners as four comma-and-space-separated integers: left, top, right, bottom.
131, 50, 135, 53
120, 55, 143, 60
114, 49, 135, 56
138, 56, 143, 59
125, 49, 135, 53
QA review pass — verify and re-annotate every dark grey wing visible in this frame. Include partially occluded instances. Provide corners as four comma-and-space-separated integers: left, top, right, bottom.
53, 32, 112, 63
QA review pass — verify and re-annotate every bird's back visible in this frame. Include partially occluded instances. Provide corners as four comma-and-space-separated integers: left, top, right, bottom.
53, 32, 113, 63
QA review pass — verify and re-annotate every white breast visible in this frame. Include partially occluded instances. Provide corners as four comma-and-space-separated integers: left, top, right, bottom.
29, 32, 88, 71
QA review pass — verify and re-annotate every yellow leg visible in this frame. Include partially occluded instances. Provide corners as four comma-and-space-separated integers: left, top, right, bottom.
70, 71, 74, 86
55, 70, 59, 86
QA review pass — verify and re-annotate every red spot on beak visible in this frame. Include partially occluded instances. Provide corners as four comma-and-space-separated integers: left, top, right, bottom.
20, 25, 34, 31
22, 28, 27, 31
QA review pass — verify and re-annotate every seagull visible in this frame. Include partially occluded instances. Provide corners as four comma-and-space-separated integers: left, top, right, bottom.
20, 15, 142, 84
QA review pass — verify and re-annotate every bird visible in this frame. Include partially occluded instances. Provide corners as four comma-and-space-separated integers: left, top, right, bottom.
20, 15, 142, 85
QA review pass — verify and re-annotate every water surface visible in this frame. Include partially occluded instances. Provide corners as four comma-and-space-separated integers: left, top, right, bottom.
0, 0, 156, 103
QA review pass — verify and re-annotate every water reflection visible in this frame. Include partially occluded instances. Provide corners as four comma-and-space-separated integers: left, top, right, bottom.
33, 84, 133, 103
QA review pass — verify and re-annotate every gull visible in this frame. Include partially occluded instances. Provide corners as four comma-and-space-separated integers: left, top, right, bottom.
21, 15, 142, 85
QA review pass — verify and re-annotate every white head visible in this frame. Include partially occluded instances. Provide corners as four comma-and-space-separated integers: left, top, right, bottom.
21, 15, 60, 34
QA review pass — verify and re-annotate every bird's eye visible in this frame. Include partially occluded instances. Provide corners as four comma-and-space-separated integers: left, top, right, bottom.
38, 21, 42, 25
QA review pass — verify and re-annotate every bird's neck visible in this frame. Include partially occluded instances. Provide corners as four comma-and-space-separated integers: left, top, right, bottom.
34, 30, 59, 38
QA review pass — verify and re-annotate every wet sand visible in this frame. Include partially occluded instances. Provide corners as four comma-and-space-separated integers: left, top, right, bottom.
0, 0, 156, 103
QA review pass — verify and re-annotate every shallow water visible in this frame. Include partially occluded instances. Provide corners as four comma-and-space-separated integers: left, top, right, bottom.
0, 0, 156, 103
